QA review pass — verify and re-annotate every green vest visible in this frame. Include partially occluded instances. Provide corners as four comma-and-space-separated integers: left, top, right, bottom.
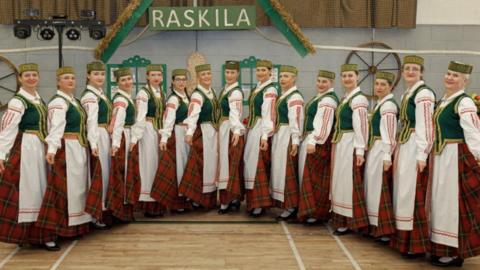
141, 85, 164, 130
398, 84, 435, 144
247, 82, 277, 128
303, 91, 339, 137
433, 93, 469, 154
193, 88, 219, 126
332, 91, 366, 143
14, 93, 47, 141
113, 93, 136, 127
169, 91, 189, 124
219, 85, 243, 123
51, 94, 88, 147
368, 98, 399, 147
275, 89, 302, 131
81, 88, 112, 125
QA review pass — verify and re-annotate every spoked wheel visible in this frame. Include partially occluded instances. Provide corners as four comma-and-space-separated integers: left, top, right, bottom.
0, 55, 19, 112
345, 41, 401, 99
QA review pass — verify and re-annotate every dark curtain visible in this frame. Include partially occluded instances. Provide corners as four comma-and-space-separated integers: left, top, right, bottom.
0, 0, 416, 28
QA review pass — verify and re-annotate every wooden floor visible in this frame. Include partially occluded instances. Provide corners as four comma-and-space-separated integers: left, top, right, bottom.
1, 207, 479, 269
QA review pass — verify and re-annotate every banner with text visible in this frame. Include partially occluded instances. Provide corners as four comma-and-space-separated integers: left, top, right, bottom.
149, 6, 256, 30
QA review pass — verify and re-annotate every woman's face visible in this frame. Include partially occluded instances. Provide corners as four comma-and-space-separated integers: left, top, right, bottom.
225, 69, 239, 85
341, 71, 358, 90
374, 78, 392, 99
256, 67, 270, 83
118, 75, 133, 92
87, 70, 106, 88
279, 72, 295, 90
147, 71, 163, 87
173, 75, 187, 90
57, 73, 76, 93
19, 71, 39, 89
316, 77, 332, 93
402, 63, 422, 85
197, 70, 212, 87
443, 70, 467, 92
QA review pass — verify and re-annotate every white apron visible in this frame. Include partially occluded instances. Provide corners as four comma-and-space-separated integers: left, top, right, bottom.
18, 133, 48, 223
364, 140, 384, 226
97, 127, 110, 210
298, 139, 308, 187
244, 120, 262, 189
393, 134, 418, 230
65, 139, 92, 226
430, 144, 459, 248
174, 125, 190, 187
138, 121, 159, 202
331, 132, 355, 218
270, 125, 291, 202
200, 123, 218, 193
218, 120, 232, 190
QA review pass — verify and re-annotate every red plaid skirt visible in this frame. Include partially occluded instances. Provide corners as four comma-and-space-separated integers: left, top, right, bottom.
36, 140, 90, 237
331, 154, 369, 231
0, 134, 56, 244
431, 143, 480, 259
105, 134, 140, 222
273, 144, 299, 210
390, 160, 429, 254
84, 152, 104, 221
150, 130, 190, 210
178, 128, 217, 209
298, 141, 332, 222
246, 139, 272, 211
369, 167, 395, 238
219, 133, 245, 205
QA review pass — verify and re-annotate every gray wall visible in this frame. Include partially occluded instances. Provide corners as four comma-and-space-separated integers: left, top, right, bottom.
1, 25, 479, 106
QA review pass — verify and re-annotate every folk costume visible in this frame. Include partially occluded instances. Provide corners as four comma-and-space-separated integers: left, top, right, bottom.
0, 63, 57, 248
243, 59, 278, 215
298, 70, 338, 223
429, 62, 480, 266
151, 69, 191, 211
179, 64, 219, 209
270, 65, 304, 220
37, 67, 92, 237
106, 67, 141, 222
81, 61, 113, 226
218, 61, 246, 213
364, 72, 398, 240
330, 64, 369, 233
132, 64, 165, 217
391, 56, 434, 255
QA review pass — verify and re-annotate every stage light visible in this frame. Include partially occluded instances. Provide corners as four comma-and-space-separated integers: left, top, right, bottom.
81, 10, 96, 19
66, 28, 81, 40
89, 25, 106, 40
13, 23, 31, 39
39, 27, 55, 40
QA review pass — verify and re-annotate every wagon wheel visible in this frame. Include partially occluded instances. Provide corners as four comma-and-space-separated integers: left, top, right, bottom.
0, 55, 19, 112
345, 41, 401, 99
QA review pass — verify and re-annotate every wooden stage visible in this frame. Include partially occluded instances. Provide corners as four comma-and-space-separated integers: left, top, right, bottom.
0, 207, 479, 269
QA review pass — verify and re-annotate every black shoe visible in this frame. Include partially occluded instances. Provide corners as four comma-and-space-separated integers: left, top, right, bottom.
143, 212, 164, 218
250, 208, 264, 218
401, 252, 425, 259
44, 242, 61, 252
276, 209, 298, 221
333, 229, 351, 236
92, 222, 111, 230
191, 202, 204, 210
430, 256, 464, 267
374, 237, 390, 245
303, 219, 321, 226
218, 205, 231, 215
229, 201, 241, 211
